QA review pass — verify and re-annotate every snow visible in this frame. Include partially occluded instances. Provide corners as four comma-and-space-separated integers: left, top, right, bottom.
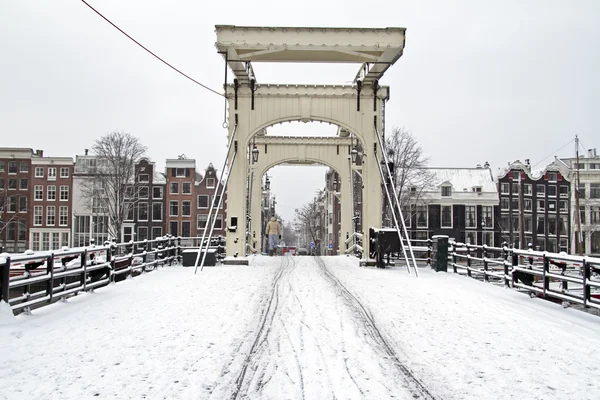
0, 301, 15, 326
2, 256, 600, 399
428, 168, 497, 192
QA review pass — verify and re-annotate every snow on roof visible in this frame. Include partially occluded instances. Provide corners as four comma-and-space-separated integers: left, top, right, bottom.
153, 171, 166, 184
428, 168, 497, 192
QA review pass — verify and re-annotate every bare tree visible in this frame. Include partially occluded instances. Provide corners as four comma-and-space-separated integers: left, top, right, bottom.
81, 131, 147, 241
384, 127, 435, 225
294, 199, 321, 248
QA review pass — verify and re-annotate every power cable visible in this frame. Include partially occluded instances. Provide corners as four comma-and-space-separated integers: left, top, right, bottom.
80, 0, 224, 98
531, 138, 575, 169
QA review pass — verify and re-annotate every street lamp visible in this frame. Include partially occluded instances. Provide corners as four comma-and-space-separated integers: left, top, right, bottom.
350, 148, 358, 164
265, 175, 270, 191
251, 144, 259, 163
332, 179, 338, 191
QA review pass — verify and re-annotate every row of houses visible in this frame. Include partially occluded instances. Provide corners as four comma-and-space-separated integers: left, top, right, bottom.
0, 148, 234, 252
313, 149, 600, 257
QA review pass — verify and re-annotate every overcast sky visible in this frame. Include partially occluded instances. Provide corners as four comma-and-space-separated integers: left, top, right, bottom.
1, 0, 599, 223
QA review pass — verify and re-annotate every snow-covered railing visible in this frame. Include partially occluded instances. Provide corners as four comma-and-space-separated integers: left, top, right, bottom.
0, 236, 182, 315
448, 241, 600, 310
344, 232, 363, 257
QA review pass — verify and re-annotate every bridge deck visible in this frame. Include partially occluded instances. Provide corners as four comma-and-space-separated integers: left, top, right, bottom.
2, 256, 599, 399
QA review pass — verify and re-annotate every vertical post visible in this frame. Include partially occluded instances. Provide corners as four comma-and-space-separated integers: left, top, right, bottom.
502, 242, 510, 287
543, 253, 550, 295
81, 249, 87, 292
0, 256, 11, 304
46, 254, 55, 303
466, 244, 472, 277
427, 238, 432, 266
106, 243, 113, 283
582, 259, 590, 308
177, 237, 182, 264
511, 251, 518, 288
452, 242, 457, 273
431, 235, 448, 272
142, 239, 148, 270
483, 245, 489, 282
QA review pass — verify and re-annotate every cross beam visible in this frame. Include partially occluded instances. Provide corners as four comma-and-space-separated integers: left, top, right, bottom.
215, 25, 406, 85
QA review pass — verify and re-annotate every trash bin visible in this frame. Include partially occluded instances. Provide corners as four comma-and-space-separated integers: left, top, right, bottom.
431, 235, 449, 272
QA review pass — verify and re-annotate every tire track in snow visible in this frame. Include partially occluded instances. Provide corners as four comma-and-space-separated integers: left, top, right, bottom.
314, 256, 437, 400
230, 256, 296, 400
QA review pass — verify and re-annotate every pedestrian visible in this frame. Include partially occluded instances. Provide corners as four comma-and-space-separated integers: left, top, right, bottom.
265, 216, 281, 256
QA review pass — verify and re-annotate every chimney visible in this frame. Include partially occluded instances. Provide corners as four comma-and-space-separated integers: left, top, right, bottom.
476, 164, 482, 168
84, 149, 89, 155
35, 149, 43, 157
483, 161, 490, 168
588, 148, 597, 158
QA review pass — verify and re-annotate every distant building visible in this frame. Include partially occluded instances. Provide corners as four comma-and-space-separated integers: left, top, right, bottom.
195, 163, 227, 239
497, 160, 571, 253
405, 166, 500, 246
165, 158, 197, 238
557, 148, 600, 256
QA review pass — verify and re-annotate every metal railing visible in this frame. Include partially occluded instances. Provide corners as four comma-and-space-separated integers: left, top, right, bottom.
0, 235, 227, 316
344, 232, 363, 257
381, 239, 432, 266
448, 241, 600, 310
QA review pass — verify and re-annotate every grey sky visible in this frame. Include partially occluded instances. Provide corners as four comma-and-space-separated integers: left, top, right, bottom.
1, 0, 599, 223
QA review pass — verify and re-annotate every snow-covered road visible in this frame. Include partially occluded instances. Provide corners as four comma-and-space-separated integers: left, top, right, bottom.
2, 255, 600, 400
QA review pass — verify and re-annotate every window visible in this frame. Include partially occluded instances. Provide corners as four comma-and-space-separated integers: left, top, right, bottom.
547, 200, 556, 212
441, 186, 452, 197
8, 179, 16, 189
465, 206, 476, 228
175, 168, 187, 178
124, 202, 134, 221
34, 167, 44, 177
153, 186, 163, 199
511, 183, 519, 194
523, 184, 532, 196
559, 185, 569, 198
547, 185, 557, 197
123, 226, 133, 244
579, 206, 586, 224
213, 195, 222, 209
20, 178, 28, 190
169, 201, 179, 217
537, 216, 545, 234
48, 167, 56, 180
138, 174, 149, 183
482, 232, 493, 247
170, 182, 179, 194
524, 215, 533, 233
592, 207, 600, 224
182, 182, 192, 194
7, 196, 16, 212
591, 183, 600, 199
152, 227, 162, 240
500, 183, 509, 194
47, 185, 56, 200
482, 206, 493, 228
60, 185, 69, 201
465, 231, 476, 245
402, 207, 411, 228
472, 187, 482, 193
416, 205, 428, 228
7, 223, 16, 241
500, 197, 509, 210
138, 203, 148, 221
548, 215, 557, 236
0, 161, 4, 172
577, 185, 586, 199
60, 167, 69, 178
536, 185, 545, 196
215, 215, 223, 230
42, 232, 50, 251
559, 200, 569, 213
19, 196, 27, 212
511, 171, 521, 180
537, 200, 545, 212
139, 186, 149, 199
47, 206, 55, 226
59, 206, 68, 226
524, 199, 532, 211
547, 238, 557, 253
34, 206, 43, 225
206, 178, 215, 188
558, 216, 567, 236
152, 202, 163, 221
547, 172, 558, 182
559, 238, 569, 253
17, 223, 27, 241
182, 200, 191, 216
169, 221, 178, 236
8, 161, 17, 174
197, 215, 208, 230
197, 195, 209, 209
181, 221, 191, 238
32, 232, 40, 251
0, 179, 3, 189
137, 227, 148, 242
441, 206, 452, 228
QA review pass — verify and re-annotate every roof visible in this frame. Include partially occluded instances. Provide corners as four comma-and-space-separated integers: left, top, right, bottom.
427, 168, 497, 193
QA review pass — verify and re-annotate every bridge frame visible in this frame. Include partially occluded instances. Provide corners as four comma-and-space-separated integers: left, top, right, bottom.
215, 25, 406, 262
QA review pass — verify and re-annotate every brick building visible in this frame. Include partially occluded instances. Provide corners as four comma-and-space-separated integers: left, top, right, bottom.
165, 158, 197, 238
196, 163, 227, 239
497, 160, 571, 252
29, 157, 74, 251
